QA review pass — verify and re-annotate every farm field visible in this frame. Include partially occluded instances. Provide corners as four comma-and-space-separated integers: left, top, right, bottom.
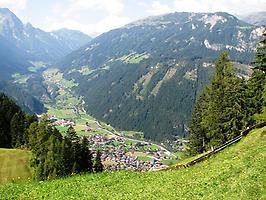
1, 127, 265, 199
0, 149, 32, 184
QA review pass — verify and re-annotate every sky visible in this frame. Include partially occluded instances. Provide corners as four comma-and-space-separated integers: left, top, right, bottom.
0, 0, 265, 36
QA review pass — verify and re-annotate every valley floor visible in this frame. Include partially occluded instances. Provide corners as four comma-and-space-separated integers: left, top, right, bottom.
42, 68, 179, 171
1, 127, 265, 199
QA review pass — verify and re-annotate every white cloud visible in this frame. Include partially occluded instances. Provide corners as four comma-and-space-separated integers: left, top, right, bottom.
43, 15, 130, 37
44, 0, 128, 36
173, 0, 266, 15
148, 1, 174, 15
65, 0, 124, 16
0, 0, 27, 14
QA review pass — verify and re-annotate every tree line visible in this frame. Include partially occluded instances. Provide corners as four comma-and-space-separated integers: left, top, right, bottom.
0, 95, 103, 180
189, 32, 266, 155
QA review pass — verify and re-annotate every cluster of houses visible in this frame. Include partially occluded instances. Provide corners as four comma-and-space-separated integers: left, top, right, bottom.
44, 115, 76, 127
41, 113, 178, 172
166, 137, 190, 152
86, 134, 172, 171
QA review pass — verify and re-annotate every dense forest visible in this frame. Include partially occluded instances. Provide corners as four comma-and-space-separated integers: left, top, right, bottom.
189, 33, 266, 154
0, 94, 103, 180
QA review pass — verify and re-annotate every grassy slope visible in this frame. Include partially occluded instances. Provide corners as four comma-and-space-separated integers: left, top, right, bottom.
0, 127, 265, 199
0, 149, 31, 184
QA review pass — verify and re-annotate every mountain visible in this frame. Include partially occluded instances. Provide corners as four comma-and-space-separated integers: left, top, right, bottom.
241, 12, 266, 25
58, 12, 264, 141
51, 28, 92, 51
0, 8, 91, 113
0, 8, 91, 62
0, 35, 32, 80
0, 81, 45, 114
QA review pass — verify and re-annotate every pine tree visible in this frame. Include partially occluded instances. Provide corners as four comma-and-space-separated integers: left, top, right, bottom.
80, 137, 93, 173
65, 127, 82, 173
245, 30, 266, 123
30, 122, 53, 180
0, 93, 21, 147
253, 31, 266, 72
189, 52, 248, 153
250, 29, 266, 121
94, 150, 103, 173
10, 111, 26, 147
66, 126, 79, 142
61, 137, 74, 175
27, 122, 40, 149
189, 88, 210, 154
44, 135, 64, 179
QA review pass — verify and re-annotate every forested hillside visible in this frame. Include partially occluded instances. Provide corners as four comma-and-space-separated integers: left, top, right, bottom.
59, 12, 263, 141
0, 81, 45, 114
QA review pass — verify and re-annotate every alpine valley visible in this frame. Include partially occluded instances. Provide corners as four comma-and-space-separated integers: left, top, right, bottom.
0, 8, 264, 141
0, 8, 91, 113
58, 12, 264, 141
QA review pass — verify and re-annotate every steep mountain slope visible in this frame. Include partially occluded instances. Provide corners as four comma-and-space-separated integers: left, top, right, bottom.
0, 8, 91, 113
51, 28, 92, 51
0, 81, 45, 114
241, 12, 266, 26
0, 35, 32, 80
0, 8, 91, 62
59, 12, 264, 141
1, 127, 265, 199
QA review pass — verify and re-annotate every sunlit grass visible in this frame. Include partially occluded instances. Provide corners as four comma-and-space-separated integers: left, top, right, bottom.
1, 127, 265, 199
0, 149, 32, 184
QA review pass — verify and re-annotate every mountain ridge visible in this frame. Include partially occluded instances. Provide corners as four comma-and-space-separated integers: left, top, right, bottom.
0, 8, 92, 114
241, 11, 266, 26
58, 12, 264, 141
0, 7, 91, 63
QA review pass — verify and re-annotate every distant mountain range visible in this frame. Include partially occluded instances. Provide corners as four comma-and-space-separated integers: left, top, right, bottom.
240, 12, 266, 26
0, 8, 91, 63
0, 8, 91, 113
59, 12, 264, 141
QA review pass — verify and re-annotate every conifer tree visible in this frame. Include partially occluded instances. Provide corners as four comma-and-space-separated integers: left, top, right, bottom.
94, 150, 103, 173
44, 135, 64, 179
30, 122, 53, 180
0, 93, 21, 147
189, 52, 248, 154
61, 137, 74, 175
27, 121, 39, 149
250, 29, 266, 121
253, 31, 266, 72
10, 111, 25, 147
66, 126, 79, 142
80, 137, 93, 173
189, 88, 210, 154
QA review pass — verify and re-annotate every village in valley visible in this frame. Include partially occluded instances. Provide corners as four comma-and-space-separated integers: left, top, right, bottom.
42, 68, 188, 172
43, 113, 184, 171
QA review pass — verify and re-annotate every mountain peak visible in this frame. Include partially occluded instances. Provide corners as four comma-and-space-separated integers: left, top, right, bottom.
0, 7, 13, 14
0, 7, 23, 28
124, 12, 246, 29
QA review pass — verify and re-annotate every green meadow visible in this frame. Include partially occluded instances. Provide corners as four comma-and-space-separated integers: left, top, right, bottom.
1, 127, 265, 199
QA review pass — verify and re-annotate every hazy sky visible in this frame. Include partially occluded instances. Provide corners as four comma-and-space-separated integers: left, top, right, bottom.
1, 0, 265, 36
